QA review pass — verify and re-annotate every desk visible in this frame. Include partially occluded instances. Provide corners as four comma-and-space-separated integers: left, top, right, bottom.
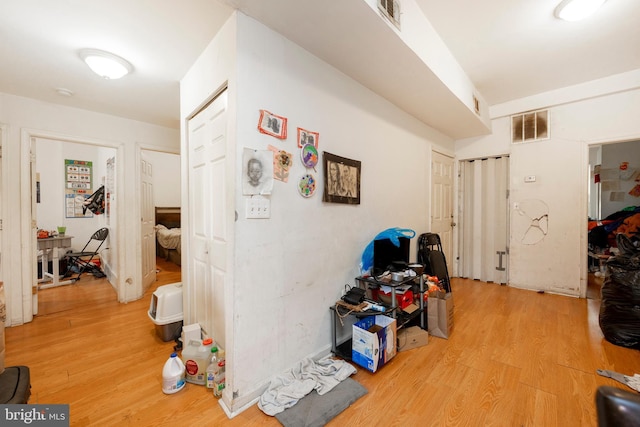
38, 235, 73, 290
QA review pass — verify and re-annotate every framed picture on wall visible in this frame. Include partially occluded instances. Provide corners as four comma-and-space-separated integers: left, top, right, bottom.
322, 151, 361, 205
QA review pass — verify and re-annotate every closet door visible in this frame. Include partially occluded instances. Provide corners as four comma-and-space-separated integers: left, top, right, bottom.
186, 89, 229, 343
459, 156, 509, 284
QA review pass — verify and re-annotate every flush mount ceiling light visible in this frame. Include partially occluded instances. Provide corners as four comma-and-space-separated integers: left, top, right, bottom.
554, 0, 607, 21
79, 48, 133, 79
55, 88, 74, 97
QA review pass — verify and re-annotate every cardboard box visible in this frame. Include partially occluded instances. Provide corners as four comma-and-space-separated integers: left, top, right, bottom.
352, 315, 397, 373
398, 326, 428, 351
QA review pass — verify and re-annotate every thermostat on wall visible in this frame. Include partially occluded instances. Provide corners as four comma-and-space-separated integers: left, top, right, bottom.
524, 175, 536, 183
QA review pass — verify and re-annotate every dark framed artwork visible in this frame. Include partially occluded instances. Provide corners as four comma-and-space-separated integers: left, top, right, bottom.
323, 151, 361, 204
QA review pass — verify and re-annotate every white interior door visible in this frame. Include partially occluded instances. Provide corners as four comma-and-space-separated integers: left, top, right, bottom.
187, 89, 228, 344
431, 151, 455, 274
140, 151, 156, 291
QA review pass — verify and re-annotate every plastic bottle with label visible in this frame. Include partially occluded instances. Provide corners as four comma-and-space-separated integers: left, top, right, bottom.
162, 352, 186, 394
183, 338, 213, 385
213, 359, 226, 398
205, 347, 219, 389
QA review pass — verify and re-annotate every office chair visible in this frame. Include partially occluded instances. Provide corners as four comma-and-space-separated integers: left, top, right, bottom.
63, 227, 109, 282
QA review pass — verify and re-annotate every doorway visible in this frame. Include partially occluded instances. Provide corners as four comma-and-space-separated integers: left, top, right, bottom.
586, 139, 640, 299
458, 156, 510, 284
34, 137, 117, 314
139, 148, 181, 293
431, 151, 455, 275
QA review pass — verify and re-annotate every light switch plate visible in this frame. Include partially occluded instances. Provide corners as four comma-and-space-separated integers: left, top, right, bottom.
246, 196, 270, 219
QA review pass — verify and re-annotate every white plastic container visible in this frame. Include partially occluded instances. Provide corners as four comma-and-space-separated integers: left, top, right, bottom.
162, 352, 186, 394
148, 283, 183, 342
182, 339, 213, 385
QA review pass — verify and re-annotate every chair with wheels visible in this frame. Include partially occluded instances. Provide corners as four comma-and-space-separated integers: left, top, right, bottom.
63, 227, 109, 282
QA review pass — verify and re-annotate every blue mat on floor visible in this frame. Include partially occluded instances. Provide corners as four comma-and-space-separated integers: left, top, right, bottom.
275, 378, 367, 427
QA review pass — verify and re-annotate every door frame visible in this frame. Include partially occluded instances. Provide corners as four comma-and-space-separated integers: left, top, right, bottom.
18, 128, 125, 324
584, 135, 640, 298
430, 149, 455, 276
136, 144, 180, 293
456, 153, 511, 284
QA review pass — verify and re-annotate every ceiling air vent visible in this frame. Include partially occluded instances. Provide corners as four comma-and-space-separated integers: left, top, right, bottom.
511, 109, 549, 143
378, 0, 401, 29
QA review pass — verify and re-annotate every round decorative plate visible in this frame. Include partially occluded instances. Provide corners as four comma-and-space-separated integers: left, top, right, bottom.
298, 173, 316, 198
300, 144, 318, 168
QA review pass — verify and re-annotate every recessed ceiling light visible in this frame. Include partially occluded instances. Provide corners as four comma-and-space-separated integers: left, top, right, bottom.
555, 0, 607, 21
56, 88, 74, 97
79, 48, 133, 80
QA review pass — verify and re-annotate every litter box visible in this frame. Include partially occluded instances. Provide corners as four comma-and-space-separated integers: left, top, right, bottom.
148, 282, 183, 342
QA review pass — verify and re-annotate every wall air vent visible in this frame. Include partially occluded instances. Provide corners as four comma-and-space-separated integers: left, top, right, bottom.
378, 0, 401, 29
511, 109, 549, 143
473, 95, 480, 115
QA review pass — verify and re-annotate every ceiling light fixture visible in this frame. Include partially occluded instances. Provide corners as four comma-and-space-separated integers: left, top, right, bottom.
55, 88, 74, 97
554, 0, 607, 21
79, 48, 133, 80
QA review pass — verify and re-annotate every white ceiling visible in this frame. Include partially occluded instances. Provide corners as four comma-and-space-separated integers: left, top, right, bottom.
1, 0, 638, 137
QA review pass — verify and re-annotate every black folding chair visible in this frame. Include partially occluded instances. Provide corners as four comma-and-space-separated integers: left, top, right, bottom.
63, 227, 109, 282
417, 232, 452, 293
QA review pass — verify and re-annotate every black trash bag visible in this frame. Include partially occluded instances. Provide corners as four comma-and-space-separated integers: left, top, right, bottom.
599, 254, 640, 349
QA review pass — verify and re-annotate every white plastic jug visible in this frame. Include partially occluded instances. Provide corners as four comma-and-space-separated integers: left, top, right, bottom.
162, 352, 186, 394
182, 339, 212, 385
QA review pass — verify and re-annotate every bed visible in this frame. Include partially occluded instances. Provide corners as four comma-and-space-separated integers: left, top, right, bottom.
155, 206, 181, 266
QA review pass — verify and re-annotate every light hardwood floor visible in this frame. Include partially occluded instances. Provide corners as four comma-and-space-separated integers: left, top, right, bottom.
5, 260, 639, 426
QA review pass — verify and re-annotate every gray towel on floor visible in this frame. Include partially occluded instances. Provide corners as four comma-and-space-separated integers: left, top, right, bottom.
258, 357, 357, 416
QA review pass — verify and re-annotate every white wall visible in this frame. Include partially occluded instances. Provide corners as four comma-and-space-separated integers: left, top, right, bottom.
181, 12, 454, 414
0, 92, 179, 325
456, 87, 640, 296
142, 150, 181, 208
600, 140, 640, 218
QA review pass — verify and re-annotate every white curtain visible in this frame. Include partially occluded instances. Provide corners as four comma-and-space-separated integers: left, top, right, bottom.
459, 156, 509, 284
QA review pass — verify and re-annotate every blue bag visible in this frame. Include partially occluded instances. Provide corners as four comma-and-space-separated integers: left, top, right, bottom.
360, 227, 416, 274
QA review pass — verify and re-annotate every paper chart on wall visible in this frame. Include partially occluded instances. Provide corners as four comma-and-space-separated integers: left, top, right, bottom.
65, 159, 93, 218
610, 192, 626, 202
601, 181, 620, 192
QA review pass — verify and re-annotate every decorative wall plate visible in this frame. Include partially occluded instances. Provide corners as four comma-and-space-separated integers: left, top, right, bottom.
300, 144, 318, 168
298, 173, 316, 198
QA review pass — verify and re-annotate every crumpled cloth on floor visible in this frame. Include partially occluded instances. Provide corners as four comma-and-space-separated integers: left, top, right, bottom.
258, 356, 357, 416
597, 369, 640, 392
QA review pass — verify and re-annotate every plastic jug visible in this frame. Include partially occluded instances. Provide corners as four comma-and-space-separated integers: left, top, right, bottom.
182, 339, 213, 385
162, 352, 186, 394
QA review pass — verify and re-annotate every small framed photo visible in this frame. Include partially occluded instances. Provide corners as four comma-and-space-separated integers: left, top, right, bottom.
297, 127, 319, 148
258, 110, 288, 139
323, 152, 361, 205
